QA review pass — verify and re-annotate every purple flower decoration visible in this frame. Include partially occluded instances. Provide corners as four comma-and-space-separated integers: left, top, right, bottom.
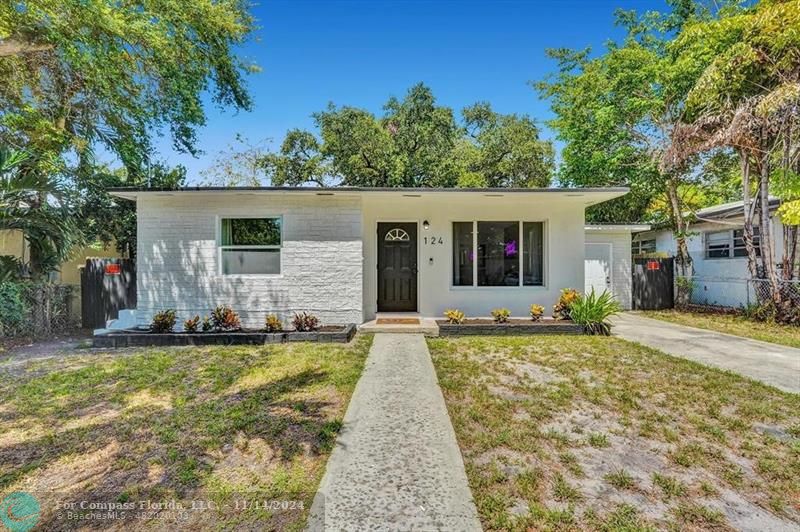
504, 240, 518, 257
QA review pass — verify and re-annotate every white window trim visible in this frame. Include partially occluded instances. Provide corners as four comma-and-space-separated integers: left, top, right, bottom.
632, 238, 656, 255
450, 219, 547, 289
217, 214, 284, 277
705, 227, 760, 260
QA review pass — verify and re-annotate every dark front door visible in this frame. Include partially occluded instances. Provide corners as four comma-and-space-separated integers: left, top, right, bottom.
377, 222, 418, 312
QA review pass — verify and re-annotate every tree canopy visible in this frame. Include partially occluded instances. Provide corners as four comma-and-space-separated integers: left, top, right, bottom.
0, 0, 256, 274
258, 83, 554, 188
0, 0, 256, 177
664, 0, 800, 305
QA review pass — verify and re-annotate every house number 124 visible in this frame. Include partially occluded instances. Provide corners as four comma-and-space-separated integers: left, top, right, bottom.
424, 236, 444, 245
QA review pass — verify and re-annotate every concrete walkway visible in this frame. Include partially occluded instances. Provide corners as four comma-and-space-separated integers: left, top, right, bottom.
612, 313, 800, 394
307, 334, 481, 531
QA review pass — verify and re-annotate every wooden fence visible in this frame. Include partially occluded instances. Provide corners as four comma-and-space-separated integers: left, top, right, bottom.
80, 259, 136, 329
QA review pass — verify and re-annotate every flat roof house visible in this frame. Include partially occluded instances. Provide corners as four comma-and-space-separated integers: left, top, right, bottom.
111, 186, 629, 328
632, 198, 784, 308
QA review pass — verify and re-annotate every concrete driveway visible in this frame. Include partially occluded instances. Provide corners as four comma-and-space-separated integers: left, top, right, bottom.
611, 313, 800, 394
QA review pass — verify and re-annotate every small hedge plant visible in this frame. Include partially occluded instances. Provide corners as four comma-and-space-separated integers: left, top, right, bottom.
292, 312, 319, 332
151, 310, 177, 333
201, 316, 213, 332
183, 315, 200, 333
491, 308, 511, 323
443, 309, 465, 324
569, 289, 621, 335
211, 305, 241, 331
553, 288, 580, 320
530, 304, 545, 321
264, 314, 283, 332
0, 282, 29, 336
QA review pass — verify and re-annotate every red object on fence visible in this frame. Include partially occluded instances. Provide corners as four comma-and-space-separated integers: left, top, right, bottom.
104, 263, 121, 275
646, 260, 660, 271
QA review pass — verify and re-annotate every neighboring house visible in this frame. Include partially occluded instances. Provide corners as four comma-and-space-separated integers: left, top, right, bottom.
632, 198, 786, 308
0, 230, 121, 285
111, 186, 631, 328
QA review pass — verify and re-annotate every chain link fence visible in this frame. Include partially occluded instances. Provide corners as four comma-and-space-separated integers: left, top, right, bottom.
748, 278, 800, 307
0, 282, 80, 338
674, 274, 800, 310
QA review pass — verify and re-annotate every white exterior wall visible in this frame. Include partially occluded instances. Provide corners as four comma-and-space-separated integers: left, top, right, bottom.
638, 212, 785, 308
585, 231, 633, 310
136, 193, 363, 328
361, 195, 586, 320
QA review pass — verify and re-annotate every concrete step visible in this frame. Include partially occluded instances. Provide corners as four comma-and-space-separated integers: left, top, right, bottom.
359, 317, 439, 336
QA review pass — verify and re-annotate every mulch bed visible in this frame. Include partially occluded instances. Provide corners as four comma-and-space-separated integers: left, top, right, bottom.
436, 319, 584, 336
93, 324, 357, 347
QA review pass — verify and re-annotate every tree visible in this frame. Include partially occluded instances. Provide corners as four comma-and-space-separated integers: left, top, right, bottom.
461, 103, 553, 188
262, 129, 329, 187
537, 1, 734, 289
76, 163, 187, 258
0, 147, 82, 279
201, 135, 270, 187
261, 83, 554, 188
0, 0, 256, 178
666, 0, 800, 308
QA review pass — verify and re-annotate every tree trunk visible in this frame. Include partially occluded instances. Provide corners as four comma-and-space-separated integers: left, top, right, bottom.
0, 38, 53, 57
783, 224, 798, 280
666, 177, 693, 306
739, 151, 760, 281
756, 147, 781, 305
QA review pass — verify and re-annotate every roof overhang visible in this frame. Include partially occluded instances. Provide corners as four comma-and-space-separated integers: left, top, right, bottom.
585, 224, 651, 233
109, 186, 629, 206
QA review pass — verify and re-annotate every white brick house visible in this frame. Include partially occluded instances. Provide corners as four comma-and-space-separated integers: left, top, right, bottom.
112, 187, 629, 327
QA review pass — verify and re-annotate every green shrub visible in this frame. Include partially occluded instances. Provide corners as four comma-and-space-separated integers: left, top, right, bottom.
569, 289, 621, 335
292, 312, 319, 332
443, 309, 465, 324
490, 308, 511, 323
151, 310, 177, 333
530, 304, 545, 321
210, 305, 241, 331
264, 313, 283, 332
201, 316, 213, 332
553, 288, 580, 320
183, 315, 200, 333
0, 281, 29, 336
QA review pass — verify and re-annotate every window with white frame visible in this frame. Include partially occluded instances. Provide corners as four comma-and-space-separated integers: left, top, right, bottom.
220, 217, 281, 274
705, 227, 760, 259
452, 221, 544, 287
632, 238, 657, 256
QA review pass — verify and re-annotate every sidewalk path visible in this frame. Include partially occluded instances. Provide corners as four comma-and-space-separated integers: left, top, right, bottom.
307, 333, 481, 531
612, 313, 800, 394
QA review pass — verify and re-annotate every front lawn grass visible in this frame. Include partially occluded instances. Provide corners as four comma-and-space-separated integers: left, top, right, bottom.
428, 335, 800, 531
0, 335, 371, 531
642, 309, 800, 349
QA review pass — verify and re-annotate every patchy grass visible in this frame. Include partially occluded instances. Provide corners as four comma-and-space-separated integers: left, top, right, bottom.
643, 309, 800, 349
428, 335, 800, 531
605, 469, 635, 490
0, 335, 371, 531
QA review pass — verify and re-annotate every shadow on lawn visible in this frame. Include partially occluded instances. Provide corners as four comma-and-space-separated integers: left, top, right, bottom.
0, 365, 341, 530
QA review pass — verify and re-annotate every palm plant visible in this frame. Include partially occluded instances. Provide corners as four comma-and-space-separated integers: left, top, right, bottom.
0, 147, 83, 279
569, 289, 622, 336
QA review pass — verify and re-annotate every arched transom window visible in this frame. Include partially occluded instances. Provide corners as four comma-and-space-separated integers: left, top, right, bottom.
385, 228, 410, 241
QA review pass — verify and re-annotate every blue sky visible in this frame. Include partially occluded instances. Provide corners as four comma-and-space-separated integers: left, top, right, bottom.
153, 0, 668, 183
